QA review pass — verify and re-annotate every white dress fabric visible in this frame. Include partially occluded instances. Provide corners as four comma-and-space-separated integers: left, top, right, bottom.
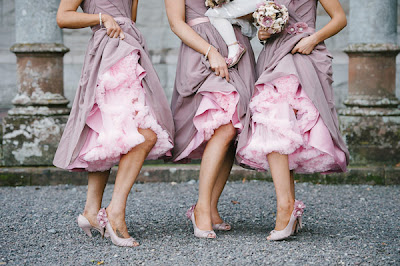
205, 0, 264, 37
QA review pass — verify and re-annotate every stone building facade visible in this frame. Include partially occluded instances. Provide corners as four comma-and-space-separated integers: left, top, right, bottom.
2, 0, 398, 110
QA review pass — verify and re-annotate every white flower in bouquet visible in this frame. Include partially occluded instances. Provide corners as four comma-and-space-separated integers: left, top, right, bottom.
253, 1, 289, 34
205, 0, 234, 9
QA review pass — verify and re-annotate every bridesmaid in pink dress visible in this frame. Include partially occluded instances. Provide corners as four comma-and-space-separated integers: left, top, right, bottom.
237, 0, 349, 240
54, 0, 174, 247
165, 0, 256, 238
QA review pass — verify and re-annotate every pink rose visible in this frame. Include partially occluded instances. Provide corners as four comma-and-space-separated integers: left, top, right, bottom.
262, 17, 274, 28
286, 25, 297, 35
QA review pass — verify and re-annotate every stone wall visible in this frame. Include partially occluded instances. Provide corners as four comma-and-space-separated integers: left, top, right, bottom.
1, 0, 399, 109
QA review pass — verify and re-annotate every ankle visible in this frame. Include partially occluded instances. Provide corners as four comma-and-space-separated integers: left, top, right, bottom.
195, 201, 210, 212
105, 205, 125, 220
210, 205, 221, 216
194, 204, 211, 221
83, 209, 99, 218
277, 200, 295, 213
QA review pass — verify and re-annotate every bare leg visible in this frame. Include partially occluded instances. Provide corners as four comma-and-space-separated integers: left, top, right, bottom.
105, 129, 157, 243
83, 170, 110, 227
210, 143, 235, 225
194, 123, 236, 234
266, 152, 295, 240
290, 170, 295, 201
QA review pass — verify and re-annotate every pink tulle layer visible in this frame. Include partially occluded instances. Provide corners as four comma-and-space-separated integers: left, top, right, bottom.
238, 75, 346, 173
174, 91, 241, 162
68, 51, 173, 172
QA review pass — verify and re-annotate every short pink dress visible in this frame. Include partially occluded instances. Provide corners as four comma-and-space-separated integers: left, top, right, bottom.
171, 0, 256, 162
237, 0, 349, 173
54, 0, 174, 172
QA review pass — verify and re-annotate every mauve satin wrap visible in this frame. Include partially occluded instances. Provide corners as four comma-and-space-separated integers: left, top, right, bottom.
236, 0, 349, 167
171, 0, 256, 161
53, 0, 174, 169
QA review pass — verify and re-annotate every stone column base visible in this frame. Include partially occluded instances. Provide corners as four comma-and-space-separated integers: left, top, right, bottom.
339, 109, 400, 166
2, 113, 68, 166
340, 43, 400, 166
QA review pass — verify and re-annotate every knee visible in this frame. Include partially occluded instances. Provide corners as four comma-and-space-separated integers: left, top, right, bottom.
217, 124, 237, 143
140, 129, 157, 149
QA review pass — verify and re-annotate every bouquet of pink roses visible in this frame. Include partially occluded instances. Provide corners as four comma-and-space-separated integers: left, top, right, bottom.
205, 0, 234, 9
253, 1, 289, 34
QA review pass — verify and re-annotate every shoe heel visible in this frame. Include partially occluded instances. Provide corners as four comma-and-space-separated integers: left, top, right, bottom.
77, 215, 93, 237
295, 221, 299, 234
298, 216, 303, 229
81, 226, 93, 237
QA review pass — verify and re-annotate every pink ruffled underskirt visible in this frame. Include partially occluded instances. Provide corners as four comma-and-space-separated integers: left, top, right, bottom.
174, 91, 242, 162
238, 75, 346, 173
68, 51, 173, 172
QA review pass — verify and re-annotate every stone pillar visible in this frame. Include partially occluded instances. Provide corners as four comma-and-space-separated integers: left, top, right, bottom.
1, 0, 70, 166
339, 0, 400, 165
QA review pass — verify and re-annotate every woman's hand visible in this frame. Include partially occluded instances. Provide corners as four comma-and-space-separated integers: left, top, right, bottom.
291, 34, 318, 55
291, 0, 346, 55
165, 0, 229, 81
102, 14, 125, 39
208, 47, 230, 81
258, 27, 271, 41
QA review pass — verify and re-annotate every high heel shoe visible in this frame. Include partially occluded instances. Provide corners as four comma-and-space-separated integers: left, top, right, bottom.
186, 205, 217, 239
212, 222, 231, 231
225, 42, 246, 68
77, 214, 104, 237
97, 208, 139, 247
268, 200, 305, 241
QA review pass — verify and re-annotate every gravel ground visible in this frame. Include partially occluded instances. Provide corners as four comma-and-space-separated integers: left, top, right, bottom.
0, 181, 399, 265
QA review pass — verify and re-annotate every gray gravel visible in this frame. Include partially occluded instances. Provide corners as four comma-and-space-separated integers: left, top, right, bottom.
0, 181, 399, 265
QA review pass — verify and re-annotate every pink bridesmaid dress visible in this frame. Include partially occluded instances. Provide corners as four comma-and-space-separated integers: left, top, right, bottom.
237, 0, 349, 173
53, 0, 174, 172
171, 0, 256, 162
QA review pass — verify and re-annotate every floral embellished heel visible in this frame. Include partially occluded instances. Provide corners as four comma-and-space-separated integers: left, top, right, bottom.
268, 200, 305, 241
97, 208, 139, 247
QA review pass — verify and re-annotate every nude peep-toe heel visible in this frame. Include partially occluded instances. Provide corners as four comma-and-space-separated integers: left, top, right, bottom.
212, 222, 231, 231
97, 208, 139, 247
186, 205, 217, 239
268, 200, 305, 241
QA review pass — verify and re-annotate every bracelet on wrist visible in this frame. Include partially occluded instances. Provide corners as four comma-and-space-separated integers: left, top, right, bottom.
205, 45, 212, 60
99, 13, 103, 27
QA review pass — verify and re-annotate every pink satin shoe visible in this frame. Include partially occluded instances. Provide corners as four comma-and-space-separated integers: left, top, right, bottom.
77, 214, 104, 237
186, 205, 217, 239
225, 42, 246, 68
97, 208, 139, 247
212, 222, 231, 231
268, 200, 305, 241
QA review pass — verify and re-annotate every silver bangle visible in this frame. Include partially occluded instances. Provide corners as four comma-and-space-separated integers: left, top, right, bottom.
205, 45, 212, 60
99, 13, 102, 27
